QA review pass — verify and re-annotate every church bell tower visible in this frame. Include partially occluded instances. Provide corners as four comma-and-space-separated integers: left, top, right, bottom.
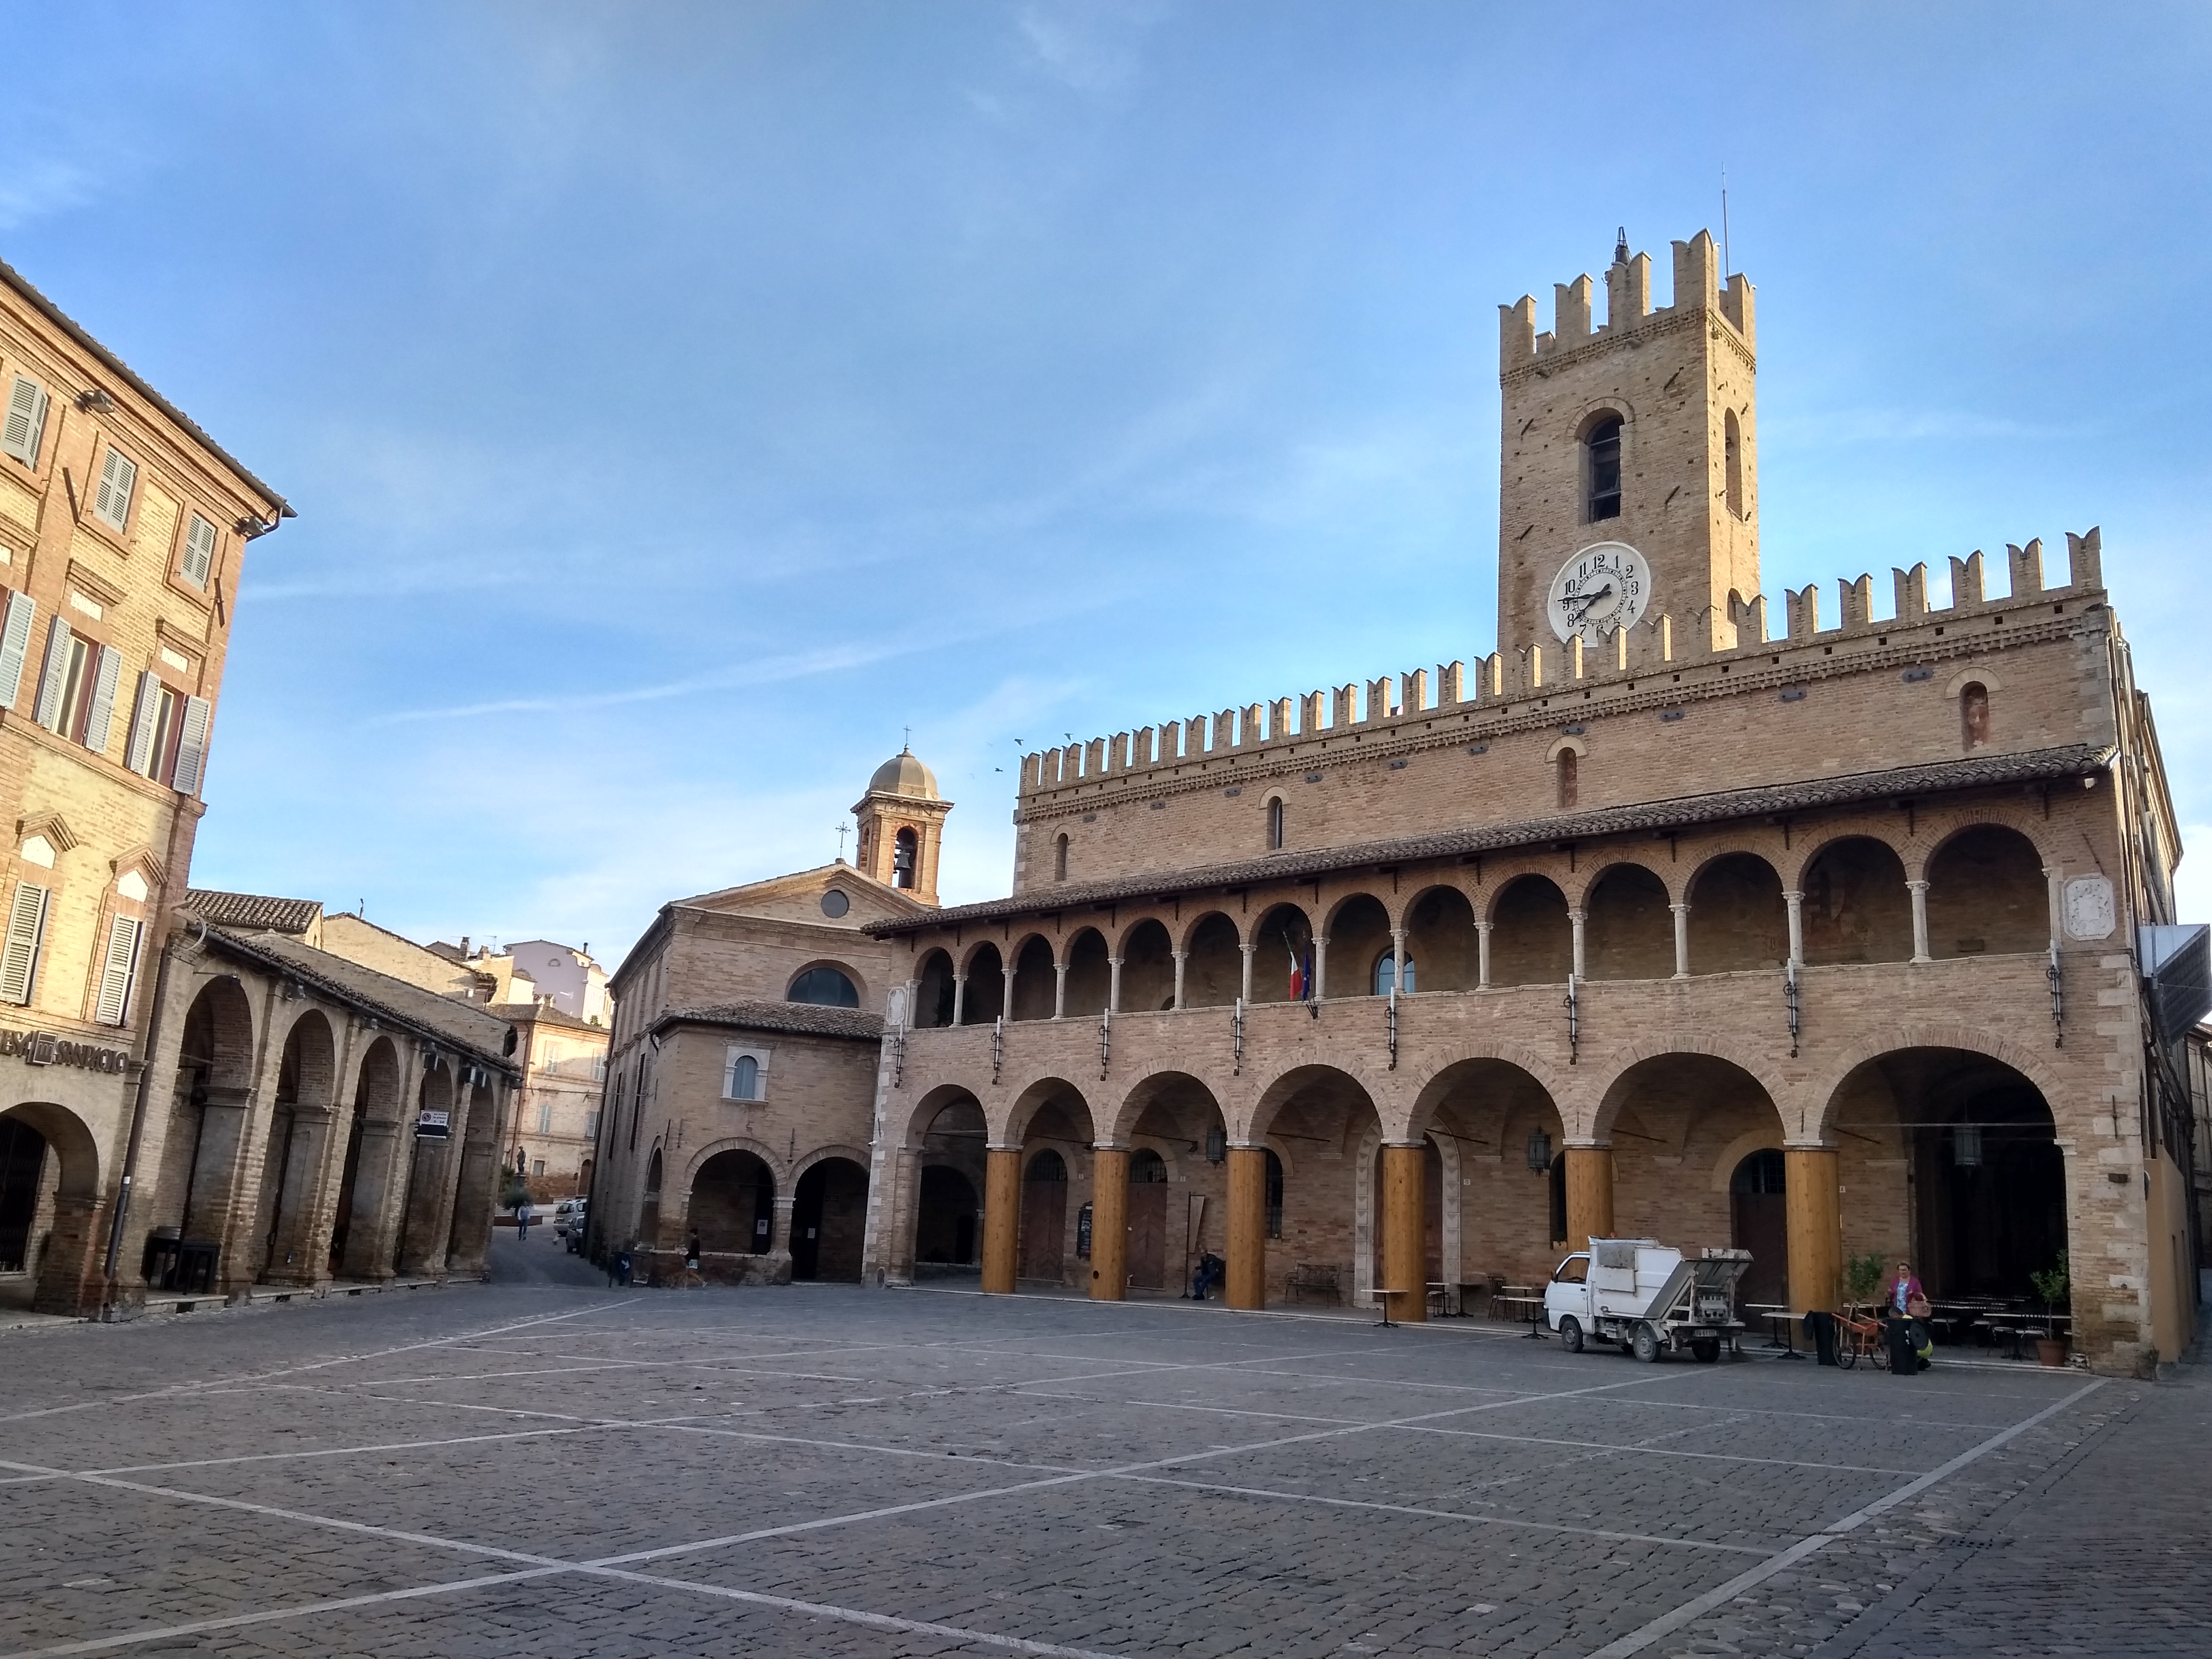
1496, 230, 1759, 662
851, 746, 951, 907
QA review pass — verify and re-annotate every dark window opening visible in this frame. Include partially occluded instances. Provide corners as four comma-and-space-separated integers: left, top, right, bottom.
1586, 416, 1622, 522
1548, 1153, 1568, 1244
1053, 833, 1069, 881
787, 966, 859, 1007
1556, 749, 1579, 810
892, 827, 919, 889
1263, 1148, 1284, 1239
1960, 682, 1990, 750
1266, 798, 1285, 850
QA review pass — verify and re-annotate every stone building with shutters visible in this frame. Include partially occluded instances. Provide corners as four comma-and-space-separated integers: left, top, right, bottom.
584, 765, 946, 1284
0, 258, 298, 1315
854, 230, 2200, 1376
495, 998, 608, 1202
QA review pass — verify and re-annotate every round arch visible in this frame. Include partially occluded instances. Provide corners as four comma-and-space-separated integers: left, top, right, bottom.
1793, 834, 1914, 967
1000, 1075, 1096, 1148
0, 1101, 100, 1201
1685, 851, 1788, 974
1580, 860, 1674, 981
1247, 903, 1314, 1006
178, 976, 257, 1093
1245, 1061, 1384, 1146
913, 949, 957, 1029
1180, 911, 1242, 1008
1006, 933, 1058, 1023
786, 960, 866, 1009
899, 1082, 987, 1149
276, 1009, 338, 1112
1060, 927, 1112, 1018
1589, 1043, 1788, 1146
1117, 917, 1176, 1013
1487, 872, 1571, 987
1922, 823, 2051, 958
1104, 1068, 1227, 1148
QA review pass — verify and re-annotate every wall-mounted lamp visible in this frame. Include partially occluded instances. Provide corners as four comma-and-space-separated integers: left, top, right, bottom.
1204, 1128, 1226, 1164
1526, 1129, 1553, 1173
1952, 1124, 1983, 1168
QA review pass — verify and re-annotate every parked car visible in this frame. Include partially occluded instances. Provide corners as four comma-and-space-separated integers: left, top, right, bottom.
553, 1199, 581, 1238
561, 1199, 588, 1253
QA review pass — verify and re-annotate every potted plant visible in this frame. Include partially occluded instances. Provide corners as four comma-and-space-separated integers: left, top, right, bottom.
2028, 1252, 2070, 1366
1844, 1250, 1885, 1315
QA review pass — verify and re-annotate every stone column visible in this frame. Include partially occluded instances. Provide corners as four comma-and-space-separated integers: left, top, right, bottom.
1906, 881, 1932, 964
1669, 903, 1690, 979
33, 1195, 101, 1316
1313, 935, 1330, 1000
1107, 957, 1123, 1014
2042, 865, 2063, 949
263, 1107, 334, 1286
1564, 1144, 1613, 1250
1784, 1147, 1841, 1313
1239, 945, 1255, 1005
1475, 919, 1492, 988
1053, 963, 1068, 1020
1225, 1145, 1267, 1311
1088, 1146, 1128, 1301
1389, 927, 1407, 992
1569, 909, 1587, 981
981, 1146, 1020, 1294
769, 1194, 795, 1255
1783, 889, 1806, 967
952, 976, 967, 1026
181, 1085, 255, 1264
342, 1121, 405, 1281
1379, 1143, 1426, 1323
1001, 963, 1016, 1021
1171, 950, 1188, 1011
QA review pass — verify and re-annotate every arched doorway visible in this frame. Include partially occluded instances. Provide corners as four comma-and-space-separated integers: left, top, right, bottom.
1, 1102, 102, 1313
691, 1150, 773, 1258
914, 1094, 985, 1277
1019, 1150, 1069, 1283
792, 1157, 867, 1281
1249, 1065, 1383, 1307
1409, 1057, 1563, 1292
1597, 1052, 1787, 1273
1831, 1048, 2065, 1301
0, 1116, 48, 1305
1729, 1149, 1787, 1306
256, 1011, 336, 1286
916, 1166, 978, 1270
1126, 1149, 1168, 1289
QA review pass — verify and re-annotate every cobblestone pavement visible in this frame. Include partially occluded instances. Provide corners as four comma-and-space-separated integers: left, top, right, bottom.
0, 1284, 2194, 1657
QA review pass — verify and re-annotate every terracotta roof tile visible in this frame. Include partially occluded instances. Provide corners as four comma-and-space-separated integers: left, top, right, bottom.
653, 1001, 883, 1041
183, 890, 324, 935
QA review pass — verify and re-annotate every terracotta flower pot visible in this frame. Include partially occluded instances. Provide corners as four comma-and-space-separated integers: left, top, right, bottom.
2035, 1337, 2069, 1368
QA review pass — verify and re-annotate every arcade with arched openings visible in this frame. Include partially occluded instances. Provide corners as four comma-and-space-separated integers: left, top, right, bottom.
0, 1101, 103, 1314
912, 1093, 985, 1276
250, 1010, 337, 1287
328, 1035, 403, 1279
689, 1147, 777, 1273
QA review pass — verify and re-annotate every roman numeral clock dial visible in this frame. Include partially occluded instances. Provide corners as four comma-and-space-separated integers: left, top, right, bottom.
1547, 541, 1653, 644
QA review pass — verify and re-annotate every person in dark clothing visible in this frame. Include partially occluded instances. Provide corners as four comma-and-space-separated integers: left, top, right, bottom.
1186, 1252, 1225, 1301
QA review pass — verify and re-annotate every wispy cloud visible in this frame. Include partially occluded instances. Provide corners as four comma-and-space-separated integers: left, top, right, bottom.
0, 159, 98, 230
1016, 0, 1168, 97
1764, 407, 2085, 446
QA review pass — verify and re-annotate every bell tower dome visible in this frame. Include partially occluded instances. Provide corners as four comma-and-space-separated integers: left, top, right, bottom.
851, 745, 952, 906
1496, 229, 1758, 662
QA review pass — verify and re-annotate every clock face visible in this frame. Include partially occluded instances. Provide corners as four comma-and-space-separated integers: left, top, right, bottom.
1547, 542, 1652, 644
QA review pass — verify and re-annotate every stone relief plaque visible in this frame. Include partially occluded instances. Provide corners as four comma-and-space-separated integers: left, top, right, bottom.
2062, 875, 2116, 941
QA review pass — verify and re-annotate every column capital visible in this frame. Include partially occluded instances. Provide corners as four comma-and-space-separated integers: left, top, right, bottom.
1782, 889, 1805, 902
1905, 878, 1930, 892
1668, 901, 1689, 914
1561, 1138, 1613, 1152
1782, 1138, 1839, 1153
985, 1142, 1023, 1155
1568, 907, 1588, 924
1090, 1139, 1131, 1153
1225, 1139, 1269, 1153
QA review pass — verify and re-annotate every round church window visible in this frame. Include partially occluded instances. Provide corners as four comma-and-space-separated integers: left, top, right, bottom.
820, 889, 850, 919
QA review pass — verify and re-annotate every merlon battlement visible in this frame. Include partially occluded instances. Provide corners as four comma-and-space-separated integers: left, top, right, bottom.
1017, 530, 2104, 798
1499, 229, 1753, 371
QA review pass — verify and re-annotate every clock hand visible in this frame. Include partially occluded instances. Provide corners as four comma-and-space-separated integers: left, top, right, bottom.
1565, 583, 1615, 623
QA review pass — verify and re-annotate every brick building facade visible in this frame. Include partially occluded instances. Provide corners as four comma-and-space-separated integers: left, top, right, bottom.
859, 231, 2196, 1375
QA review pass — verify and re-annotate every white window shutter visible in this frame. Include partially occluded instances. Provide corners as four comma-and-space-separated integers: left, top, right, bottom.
0, 591, 35, 710
93, 914, 142, 1026
2, 376, 47, 467
94, 448, 136, 531
171, 694, 212, 795
123, 671, 161, 775
81, 644, 122, 754
32, 618, 72, 731
0, 882, 49, 1006
182, 514, 217, 588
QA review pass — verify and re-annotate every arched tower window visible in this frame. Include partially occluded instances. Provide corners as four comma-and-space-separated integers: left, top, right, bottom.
1556, 748, 1579, 810
1724, 408, 1744, 519
1054, 834, 1069, 881
1585, 415, 1622, 523
1960, 682, 1991, 750
892, 827, 918, 889
1266, 798, 1285, 851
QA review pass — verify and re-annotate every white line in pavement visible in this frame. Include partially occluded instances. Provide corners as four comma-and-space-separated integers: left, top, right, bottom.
1581, 1377, 2107, 1659
1113, 1471, 1772, 1554
0, 1301, 629, 1425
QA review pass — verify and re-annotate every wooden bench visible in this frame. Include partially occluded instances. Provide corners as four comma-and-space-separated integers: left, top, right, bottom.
1286, 1263, 1340, 1305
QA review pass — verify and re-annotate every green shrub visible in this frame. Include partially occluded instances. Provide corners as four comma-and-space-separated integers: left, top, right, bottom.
1845, 1251, 1886, 1307
2029, 1251, 2070, 1310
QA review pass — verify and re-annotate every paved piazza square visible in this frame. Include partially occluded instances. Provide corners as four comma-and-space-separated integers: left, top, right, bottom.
1, 1278, 2205, 1658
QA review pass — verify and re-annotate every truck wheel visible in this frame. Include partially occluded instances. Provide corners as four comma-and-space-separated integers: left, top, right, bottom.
1691, 1338, 1720, 1364
1559, 1316, 1583, 1354
1632, 1322, 1661, 1363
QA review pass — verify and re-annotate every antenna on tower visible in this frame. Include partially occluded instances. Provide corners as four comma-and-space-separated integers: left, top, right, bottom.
1613, 225, 1628, 266
1721, 170, 1731, 278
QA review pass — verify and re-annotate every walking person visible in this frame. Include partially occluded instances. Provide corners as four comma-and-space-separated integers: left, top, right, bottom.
683, 1231, 705, 1288
515, 1199, 532, 1243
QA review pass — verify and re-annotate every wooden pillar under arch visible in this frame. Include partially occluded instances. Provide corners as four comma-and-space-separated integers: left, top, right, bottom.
1564, 1145, 1613, 1252
1225, 1145, 1266, 1311
1380, 1142, 1426, 1323
1088, 1147, 1128, 1301
1785, 1146, 1842, 1314
981, 1147, 1020, 1295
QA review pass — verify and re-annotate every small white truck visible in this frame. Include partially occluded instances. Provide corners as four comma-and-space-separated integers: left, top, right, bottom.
1543, 1238, 1751, 1363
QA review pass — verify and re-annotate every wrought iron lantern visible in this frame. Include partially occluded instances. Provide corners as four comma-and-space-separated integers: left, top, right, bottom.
1953, 1123, 1983, 1168
1205, 1128, 1226, 1164
1526, 1128, 1553, 1173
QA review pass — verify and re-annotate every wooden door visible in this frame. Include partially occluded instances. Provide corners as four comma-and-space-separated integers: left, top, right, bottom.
1732, 1193, 1788, 1306
1127, 1183, 1168, 1289
1019, 1170, 1066, 1281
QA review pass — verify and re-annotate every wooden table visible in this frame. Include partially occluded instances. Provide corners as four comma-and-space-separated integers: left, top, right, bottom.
1371, 1286, 1415, 1328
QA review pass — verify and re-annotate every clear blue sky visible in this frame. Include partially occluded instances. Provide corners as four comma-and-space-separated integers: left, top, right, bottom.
9, 3, 2208, 964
